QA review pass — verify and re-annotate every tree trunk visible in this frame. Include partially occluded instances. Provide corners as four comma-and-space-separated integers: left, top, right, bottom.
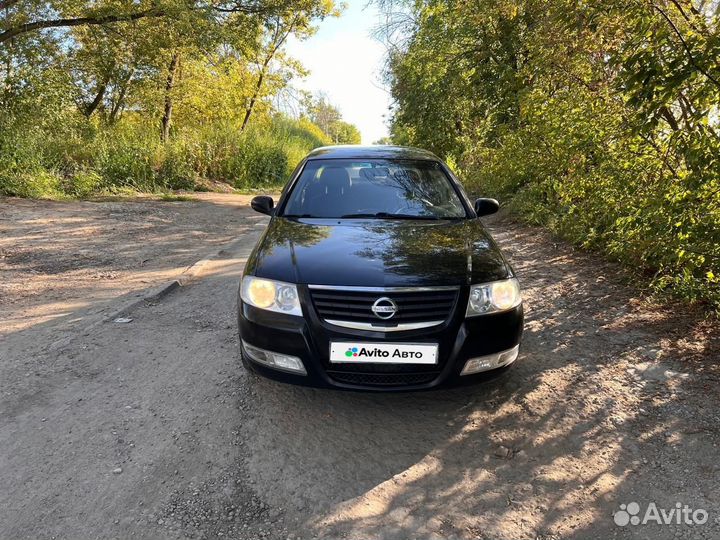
109, 68, 135, 124
84, 79, 108, 118
240, 17, 298, 132
2, 6, 13, 105
241, 57, 271, 132
161, 53, 180, 142
659, 106, 680, 131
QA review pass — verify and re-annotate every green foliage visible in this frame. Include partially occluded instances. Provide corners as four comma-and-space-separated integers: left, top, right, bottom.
0, 0, 357, 198
0, 170, 64, 199
386, 0, 720, 309
332, 121, 362, 145
0, 115, 331, 197
65, 170, 104, 197
304, 96, 362, 144
160, 194, 195, 201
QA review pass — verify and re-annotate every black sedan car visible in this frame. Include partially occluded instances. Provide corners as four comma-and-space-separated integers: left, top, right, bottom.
237, 145, 523, 391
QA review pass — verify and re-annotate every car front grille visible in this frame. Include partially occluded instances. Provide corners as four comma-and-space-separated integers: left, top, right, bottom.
308, 286, 459, 326
326, 370, 440, 387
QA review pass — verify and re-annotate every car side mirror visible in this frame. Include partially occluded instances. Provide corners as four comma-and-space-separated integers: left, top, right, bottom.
251, 195, 274, 216
474, 198, 499, 217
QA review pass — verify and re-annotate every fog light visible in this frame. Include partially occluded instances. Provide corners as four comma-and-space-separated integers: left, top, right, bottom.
242, 340, 306, 375
460, 345, 519, 376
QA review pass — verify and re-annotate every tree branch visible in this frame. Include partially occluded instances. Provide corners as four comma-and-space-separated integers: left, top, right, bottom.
210, 0, 295, 15
659, 105, 680, 131
0, 0, 21, 11
667, 0, 705, 33
652, 3, 720, 90
0, 8, 165, 44
668, 0, 692, 22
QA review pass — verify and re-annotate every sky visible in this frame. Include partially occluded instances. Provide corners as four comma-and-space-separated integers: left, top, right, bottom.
286, 2, 391, 144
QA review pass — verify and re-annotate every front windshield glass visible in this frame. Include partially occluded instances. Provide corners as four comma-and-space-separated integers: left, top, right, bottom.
281, 159, 468, 219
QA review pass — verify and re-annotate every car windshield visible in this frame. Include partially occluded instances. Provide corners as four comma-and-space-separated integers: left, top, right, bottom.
281, 159, 468, 219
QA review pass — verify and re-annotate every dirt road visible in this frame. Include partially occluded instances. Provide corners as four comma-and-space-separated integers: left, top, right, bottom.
1, 195, 719, 540
0, 193, 265, 335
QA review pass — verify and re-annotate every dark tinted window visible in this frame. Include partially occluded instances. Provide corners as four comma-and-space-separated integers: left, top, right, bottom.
282, 159, 467, 219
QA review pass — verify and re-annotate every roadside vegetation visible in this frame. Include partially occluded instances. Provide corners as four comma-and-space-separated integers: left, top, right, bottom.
383, 0, 720, 309
0, 0, 360, 197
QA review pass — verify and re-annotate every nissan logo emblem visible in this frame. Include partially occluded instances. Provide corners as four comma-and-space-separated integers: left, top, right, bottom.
371, 297, 398, 320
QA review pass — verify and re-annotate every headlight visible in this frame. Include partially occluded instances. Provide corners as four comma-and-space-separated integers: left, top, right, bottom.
241, 276, 302, 316
466, 278, 521, 316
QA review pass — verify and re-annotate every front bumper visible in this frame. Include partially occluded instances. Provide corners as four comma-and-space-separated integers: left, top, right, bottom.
237, 285, 523, 391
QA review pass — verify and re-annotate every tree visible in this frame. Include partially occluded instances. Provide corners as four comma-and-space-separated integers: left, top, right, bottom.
0, 0, 301, 44
304, 95, 360, 143
0, 0, 349, 202
381, 0, 720, 307
240, 0, 340, 131
305, 94, 341, 134
331, 120, 360, 144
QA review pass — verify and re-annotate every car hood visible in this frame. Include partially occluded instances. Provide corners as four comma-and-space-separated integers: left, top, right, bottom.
246, 217, 511, 287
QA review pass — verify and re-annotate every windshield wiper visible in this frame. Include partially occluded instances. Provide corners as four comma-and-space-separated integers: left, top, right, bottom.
340, 212, 455, 220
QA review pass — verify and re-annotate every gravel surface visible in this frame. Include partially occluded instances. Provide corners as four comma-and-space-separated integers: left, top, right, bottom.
1, 197, 718, 540
0, 193, 264, 335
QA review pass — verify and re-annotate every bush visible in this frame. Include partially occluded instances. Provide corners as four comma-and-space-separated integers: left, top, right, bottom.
158, 140, 199, 191
0, 114, 330, 199
2, 170, 63, 198
65, 170, 104, 197
461, 89, 720, 309
92, 127, 161, 191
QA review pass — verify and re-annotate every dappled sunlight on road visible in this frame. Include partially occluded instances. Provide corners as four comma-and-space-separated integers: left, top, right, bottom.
2, 202, 717, 540
1, 266, 190, 334
237, 215, 720, 540
288, 359, 638, 539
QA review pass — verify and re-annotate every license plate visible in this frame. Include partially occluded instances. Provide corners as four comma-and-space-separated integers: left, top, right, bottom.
329, 342, 438, 364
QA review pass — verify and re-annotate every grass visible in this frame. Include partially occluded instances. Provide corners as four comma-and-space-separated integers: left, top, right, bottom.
159, 194, 196, 202
0, 114, 330, 200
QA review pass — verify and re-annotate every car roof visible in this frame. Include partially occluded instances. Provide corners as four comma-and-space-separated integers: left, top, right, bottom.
305, 145, 441, 162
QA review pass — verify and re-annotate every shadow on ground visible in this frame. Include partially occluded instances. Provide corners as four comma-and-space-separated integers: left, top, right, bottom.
0, 193, 265, 335
239, 218, 720, 540
1, 204, 718, 540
